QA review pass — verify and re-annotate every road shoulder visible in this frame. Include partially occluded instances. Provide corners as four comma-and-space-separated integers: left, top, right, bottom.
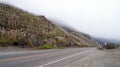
65, 48, 120, 67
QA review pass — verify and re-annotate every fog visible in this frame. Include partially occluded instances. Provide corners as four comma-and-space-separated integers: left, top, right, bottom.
1, 0, 120, 40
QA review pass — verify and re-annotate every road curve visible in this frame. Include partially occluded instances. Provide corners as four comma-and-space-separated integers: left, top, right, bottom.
0, 48, 95, 67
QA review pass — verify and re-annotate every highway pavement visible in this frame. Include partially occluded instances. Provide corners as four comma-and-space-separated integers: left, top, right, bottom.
0, 48, 95, 67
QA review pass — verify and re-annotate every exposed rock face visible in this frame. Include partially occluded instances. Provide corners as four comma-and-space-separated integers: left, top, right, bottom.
0, 3, 98, 48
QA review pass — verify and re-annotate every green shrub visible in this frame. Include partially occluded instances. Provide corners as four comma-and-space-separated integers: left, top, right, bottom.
0, 40, 8, 47
38, 44, 54, 49
0, 37, 16, 47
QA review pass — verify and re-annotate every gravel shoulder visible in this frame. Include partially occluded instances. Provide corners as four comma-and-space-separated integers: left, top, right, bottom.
65, 48, 120, 67
0, 47, 34, 53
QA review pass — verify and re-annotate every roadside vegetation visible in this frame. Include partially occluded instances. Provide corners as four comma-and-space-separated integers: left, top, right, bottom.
98, 43, 119, 49
38, 44, 54, 49
104, 43, 119, 49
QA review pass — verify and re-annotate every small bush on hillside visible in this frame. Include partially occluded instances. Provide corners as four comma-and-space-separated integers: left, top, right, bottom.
38, 44, 54, 49
0, 40, 8, 47
0, 37, 16, 47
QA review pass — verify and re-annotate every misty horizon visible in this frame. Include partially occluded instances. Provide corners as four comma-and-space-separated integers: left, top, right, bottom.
0, 0, 120, 40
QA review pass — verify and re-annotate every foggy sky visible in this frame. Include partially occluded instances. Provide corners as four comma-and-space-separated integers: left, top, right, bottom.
0, 0, 120, 40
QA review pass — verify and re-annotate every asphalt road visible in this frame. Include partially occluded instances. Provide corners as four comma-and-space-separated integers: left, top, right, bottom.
0, 48, 95, 67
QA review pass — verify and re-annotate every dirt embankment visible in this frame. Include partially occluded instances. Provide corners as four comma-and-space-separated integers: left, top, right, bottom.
0, 47, 34, 53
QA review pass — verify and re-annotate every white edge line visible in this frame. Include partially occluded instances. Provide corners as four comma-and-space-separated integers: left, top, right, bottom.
39, 49, 94, 67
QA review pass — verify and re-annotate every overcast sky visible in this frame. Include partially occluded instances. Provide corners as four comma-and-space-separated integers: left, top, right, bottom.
0, 0, 120, 40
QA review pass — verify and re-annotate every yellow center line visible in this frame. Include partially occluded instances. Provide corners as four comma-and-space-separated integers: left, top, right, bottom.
0, 49, 81, 63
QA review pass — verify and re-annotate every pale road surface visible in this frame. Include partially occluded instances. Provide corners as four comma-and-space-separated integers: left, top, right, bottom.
0, 48, 120, 67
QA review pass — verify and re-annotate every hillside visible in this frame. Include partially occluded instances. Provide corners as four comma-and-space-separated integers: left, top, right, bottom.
0, 3, 98, 49
50, 20, 98, 47
57, 25, 98, 47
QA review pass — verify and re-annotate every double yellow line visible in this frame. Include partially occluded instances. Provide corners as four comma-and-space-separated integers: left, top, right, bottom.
0, 49, 81, 62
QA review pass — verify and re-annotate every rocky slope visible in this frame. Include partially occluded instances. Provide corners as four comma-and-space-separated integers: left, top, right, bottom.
0, 3, 98, 49
58, 25, 98, 47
